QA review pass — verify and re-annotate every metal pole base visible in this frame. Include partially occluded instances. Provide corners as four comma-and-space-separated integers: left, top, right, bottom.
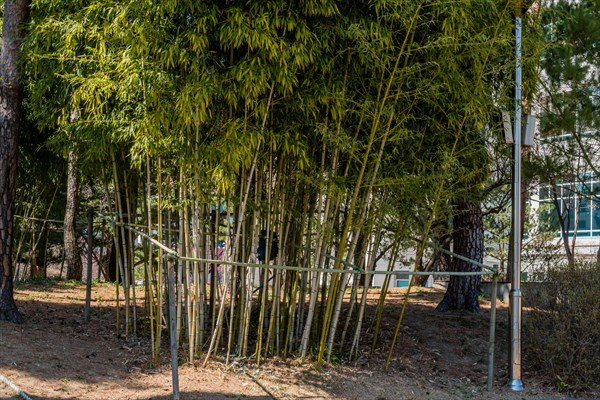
509, 288, 523, 392
509, 378, 524, 392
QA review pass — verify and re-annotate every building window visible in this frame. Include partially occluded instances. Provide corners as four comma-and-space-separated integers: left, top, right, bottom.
539, 177, 600, 237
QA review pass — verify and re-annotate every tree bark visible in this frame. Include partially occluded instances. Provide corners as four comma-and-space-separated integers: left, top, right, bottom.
64, 150, 82, 280
436, 199, 484, 313
0, 0, 30, 323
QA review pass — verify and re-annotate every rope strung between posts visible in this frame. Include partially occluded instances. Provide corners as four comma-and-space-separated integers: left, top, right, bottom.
116, 220, 497, 277
0, 373, 33, 400
98, 210, 498, 275
99, 211, 501, 393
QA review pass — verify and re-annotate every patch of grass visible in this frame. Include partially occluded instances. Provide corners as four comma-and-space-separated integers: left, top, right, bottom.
20, 276, 62, 286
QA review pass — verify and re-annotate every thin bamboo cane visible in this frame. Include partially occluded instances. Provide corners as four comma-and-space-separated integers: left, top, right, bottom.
235, 169, 248, 356
123, 167, 138, 337
255, 241, 269, 364
167, 259, 180, 400
327, 198, 362, 361
274, 176, 287, 356
202, 258, 231, 366
99, 219, 106, 280
294, 190, 311, 353
370, 233, 402, 355
283, 270, 299, 359
189, 195, 197, 358
139, 178, 149, 337
299, 143, 328, 357
262, 151, 277, 360
26, 186, 59, 279
143, 228, 154, 354
145, 158, 157, 363
176, 171, 185, 346
340, 274, 358, 348
226, 254, 238, 364
350, 224, 383, 359
210, 198, 218, 336
183, 186, 193, 361
225, 195, 238, 364
191, 109, 202, 357
241, 179, 261, 358
156, 158, 163, 362
113, 223, 121, 337
279, 170, 296, 357
193, 191, 205, 355
111, 153, 131, 338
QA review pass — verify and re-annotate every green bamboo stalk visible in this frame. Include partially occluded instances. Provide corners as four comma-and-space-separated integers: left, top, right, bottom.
203, 256, 231, 366
210, 197, 218, 336
254, 164, 269, 363
316, 2, 424, 369
327, 199, 363, 361
384, 0, 505, 370
189, 199, 198, 357
183, 185, 193, 361
299, 143, 328, 357
176, 170, 185, 346
111, 153, 131, 338
113, 223, 121, 337
370, 233, 402, 355
339, 275, 358, 348
226, 259, 238, 364
98, 219, 106, 280
226, 195, 238, 364
345, 128, 393, 358
192, 105, 203, 357
255, 254, 269, 364
123, 167, 138, 337
193, 192, 206, 355
263, 151, 278, 359
241, 177, 261, 358
283, 270, 299, 359
235, 168, 249, 356
274, 179, 287, 356
156, 158, 163, 363
350, 224, 384, 359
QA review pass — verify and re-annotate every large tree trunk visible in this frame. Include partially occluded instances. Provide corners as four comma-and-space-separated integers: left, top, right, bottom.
436, 199, 484, 313
0, 0, 30, 323
64, 150, 82, 280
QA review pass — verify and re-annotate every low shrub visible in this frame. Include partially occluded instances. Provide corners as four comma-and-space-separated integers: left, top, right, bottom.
524, 262, 600, 391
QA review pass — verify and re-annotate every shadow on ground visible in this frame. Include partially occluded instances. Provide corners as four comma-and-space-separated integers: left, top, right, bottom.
0, 281, 581, 400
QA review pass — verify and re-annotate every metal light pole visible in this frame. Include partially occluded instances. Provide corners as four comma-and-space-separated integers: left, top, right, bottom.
509, 0, 524, 392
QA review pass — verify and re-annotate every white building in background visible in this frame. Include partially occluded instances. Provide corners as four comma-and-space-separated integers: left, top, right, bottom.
534, 176, 600, 249
524, 122, 600, 277
370, 250, 435, 289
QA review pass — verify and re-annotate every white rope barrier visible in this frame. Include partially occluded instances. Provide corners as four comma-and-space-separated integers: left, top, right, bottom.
0, 373, 33, 400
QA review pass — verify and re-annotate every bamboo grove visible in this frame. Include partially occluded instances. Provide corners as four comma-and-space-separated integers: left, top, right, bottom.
20, 1, 537, 366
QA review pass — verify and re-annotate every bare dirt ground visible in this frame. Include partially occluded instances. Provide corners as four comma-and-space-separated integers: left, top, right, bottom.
0, 281, 596, 400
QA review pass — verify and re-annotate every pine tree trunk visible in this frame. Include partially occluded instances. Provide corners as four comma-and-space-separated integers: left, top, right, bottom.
0, 0, 29, 323
436, 199, 483, 313
64, 150, 83, 280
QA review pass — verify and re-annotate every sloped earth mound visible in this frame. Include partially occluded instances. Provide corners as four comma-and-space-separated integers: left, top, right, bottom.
0, 281, 595, 399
